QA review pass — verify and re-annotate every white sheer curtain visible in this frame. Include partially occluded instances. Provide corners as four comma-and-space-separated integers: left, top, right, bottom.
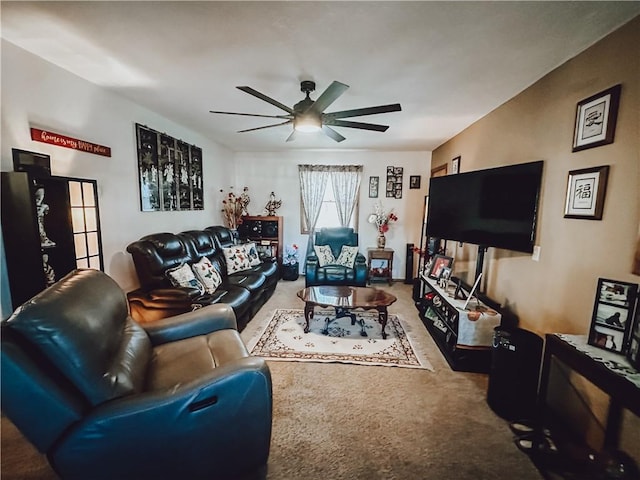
331, 166, 362, 227
298, 165, 331, 254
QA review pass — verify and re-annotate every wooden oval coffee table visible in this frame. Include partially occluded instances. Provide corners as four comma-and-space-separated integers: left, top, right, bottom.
296, 285, 397, 339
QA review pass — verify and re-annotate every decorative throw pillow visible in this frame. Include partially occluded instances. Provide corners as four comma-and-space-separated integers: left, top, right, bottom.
245, 242, 262, 266
314, 244, 336, 267
191, 257, 223, 294
336, 245, 359, 268
222, 246, 252, 274
165, 263, 204, 294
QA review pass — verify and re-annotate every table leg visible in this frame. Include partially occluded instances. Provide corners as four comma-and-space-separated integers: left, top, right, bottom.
378, 307, 388, 339
304, 303, 314, 333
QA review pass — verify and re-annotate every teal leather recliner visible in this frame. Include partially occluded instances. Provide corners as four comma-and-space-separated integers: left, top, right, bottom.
305, 227, 367, 287
1, 269, 272, 480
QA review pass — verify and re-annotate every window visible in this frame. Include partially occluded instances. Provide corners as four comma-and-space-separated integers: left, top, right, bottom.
301, 176, 359, 233
299, 165, 362, 234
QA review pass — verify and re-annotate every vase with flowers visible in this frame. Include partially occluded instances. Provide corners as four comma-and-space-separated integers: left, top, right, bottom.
368, 201, 398, 249
220, 186, 250, 231
282, 244, 300, 281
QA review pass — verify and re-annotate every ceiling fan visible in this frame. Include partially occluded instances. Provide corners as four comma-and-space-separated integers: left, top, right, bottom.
209, 80, 401, 143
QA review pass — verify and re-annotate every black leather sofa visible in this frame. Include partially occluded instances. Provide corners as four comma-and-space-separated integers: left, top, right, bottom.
126, 226, 279, 331
1, 269, 273, 480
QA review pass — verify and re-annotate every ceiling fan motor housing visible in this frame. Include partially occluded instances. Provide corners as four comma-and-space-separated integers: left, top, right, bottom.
300, 80, 316, 94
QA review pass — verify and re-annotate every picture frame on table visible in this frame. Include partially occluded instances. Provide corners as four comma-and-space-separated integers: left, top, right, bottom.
368, 176, 379, 198
427, 254, 454, 280
627, 303, 640, 369
572, 84, 621, 152
588, 278, 638, 354
564, 165, 609, 220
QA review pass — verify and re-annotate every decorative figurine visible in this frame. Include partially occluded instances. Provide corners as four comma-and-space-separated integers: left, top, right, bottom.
264, 191, 282, 216
35, 187, 56, 247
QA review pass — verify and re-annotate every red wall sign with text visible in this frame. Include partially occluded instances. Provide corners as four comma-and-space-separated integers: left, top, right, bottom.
30, 128, 111, 157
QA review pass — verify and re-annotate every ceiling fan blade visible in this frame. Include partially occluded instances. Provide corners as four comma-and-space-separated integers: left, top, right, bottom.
237, 120, 292, 133
325, 103, 402, 119
237, 86, 294, 114
209, 110, 292, 119
286, 130, 297, 143
306, 81, 349, 115
322, 125, 346, 143
324, 119, 389, 132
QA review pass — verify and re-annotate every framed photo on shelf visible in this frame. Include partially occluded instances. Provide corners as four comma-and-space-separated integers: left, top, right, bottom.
588, 278, 638, 354
427, 254, 454, 280
451, 156, 461, 174
369, 176, 379, 198
572, 84, 621, 152
564, 165, 609, 220
627, 302, 640, 369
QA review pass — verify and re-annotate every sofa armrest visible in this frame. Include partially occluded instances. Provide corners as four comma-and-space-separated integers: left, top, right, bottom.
355, 253, 367, 265
141, 303, 238, 346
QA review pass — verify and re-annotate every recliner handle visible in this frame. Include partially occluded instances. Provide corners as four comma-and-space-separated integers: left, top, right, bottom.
188, 395, 218, 412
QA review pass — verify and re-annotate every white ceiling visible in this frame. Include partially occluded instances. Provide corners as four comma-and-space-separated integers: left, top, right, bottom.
2, 1, 639, 152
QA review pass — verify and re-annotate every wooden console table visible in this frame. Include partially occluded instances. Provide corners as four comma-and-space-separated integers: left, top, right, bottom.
538, 334, 640, 449
367, 248, 393, 285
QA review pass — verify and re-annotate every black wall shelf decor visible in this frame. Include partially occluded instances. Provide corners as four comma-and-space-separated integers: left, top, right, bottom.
135, 123, 203, 212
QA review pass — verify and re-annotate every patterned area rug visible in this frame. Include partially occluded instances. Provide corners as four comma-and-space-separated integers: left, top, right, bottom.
247, 308, 433, 370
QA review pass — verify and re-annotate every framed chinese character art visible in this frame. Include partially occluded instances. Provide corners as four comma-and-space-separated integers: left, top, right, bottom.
572, 84, 621, 152
564, 165, 609, 220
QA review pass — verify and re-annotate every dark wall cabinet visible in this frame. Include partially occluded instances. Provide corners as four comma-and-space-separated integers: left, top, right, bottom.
1, 172, 103, 310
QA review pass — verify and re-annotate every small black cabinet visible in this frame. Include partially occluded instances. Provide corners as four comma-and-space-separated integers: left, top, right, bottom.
1, 171, 103, 310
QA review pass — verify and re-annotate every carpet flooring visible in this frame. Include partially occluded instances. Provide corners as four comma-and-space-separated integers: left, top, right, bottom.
1, 278, 543, 479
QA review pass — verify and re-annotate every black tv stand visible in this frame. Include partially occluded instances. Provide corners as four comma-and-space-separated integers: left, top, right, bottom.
415, 275, 501, 373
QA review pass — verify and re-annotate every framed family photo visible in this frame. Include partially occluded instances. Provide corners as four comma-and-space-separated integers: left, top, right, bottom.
588, 278, 638, 354
564, 165, 609, 220
627, 302, 640, 369
572, 84, 621, 152
427, 254, 454, 280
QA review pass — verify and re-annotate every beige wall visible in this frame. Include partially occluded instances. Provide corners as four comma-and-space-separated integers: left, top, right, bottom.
432, 16, 639, 337
431, 16, 640, 452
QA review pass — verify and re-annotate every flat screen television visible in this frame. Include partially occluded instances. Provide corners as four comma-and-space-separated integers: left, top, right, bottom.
426, 160, 544, 253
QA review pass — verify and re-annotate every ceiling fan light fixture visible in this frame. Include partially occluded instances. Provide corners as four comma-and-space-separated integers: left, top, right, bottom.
293, 114, 322, 133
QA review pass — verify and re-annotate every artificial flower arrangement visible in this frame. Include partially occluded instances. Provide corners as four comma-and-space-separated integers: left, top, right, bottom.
367, 201, 398, 234
283, 244, 300, 265
220, 186, 250, 230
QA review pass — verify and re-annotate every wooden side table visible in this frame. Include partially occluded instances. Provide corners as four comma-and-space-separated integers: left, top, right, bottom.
367, 247, 394, 285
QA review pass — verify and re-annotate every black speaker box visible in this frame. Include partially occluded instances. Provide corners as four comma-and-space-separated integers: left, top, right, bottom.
405, 243, 414, 284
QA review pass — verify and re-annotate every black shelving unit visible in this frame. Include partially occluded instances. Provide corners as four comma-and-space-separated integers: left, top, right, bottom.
1, 171, 103, 310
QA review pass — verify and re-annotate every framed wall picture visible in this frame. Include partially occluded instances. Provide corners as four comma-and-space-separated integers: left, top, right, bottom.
409, 175, 421, 189
369, 176, 379, 198
572, 84, 621, 152
588, 278, 638, 354
451, 156, 461, 174
564, 165, 609, 220
427, 254, 454, 280
386, 166, 403, 198
627, 300, 640, 369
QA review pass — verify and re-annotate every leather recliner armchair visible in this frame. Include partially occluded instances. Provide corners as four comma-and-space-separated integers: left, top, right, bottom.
305, 227, 367, 287
1, 269, 272, 480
